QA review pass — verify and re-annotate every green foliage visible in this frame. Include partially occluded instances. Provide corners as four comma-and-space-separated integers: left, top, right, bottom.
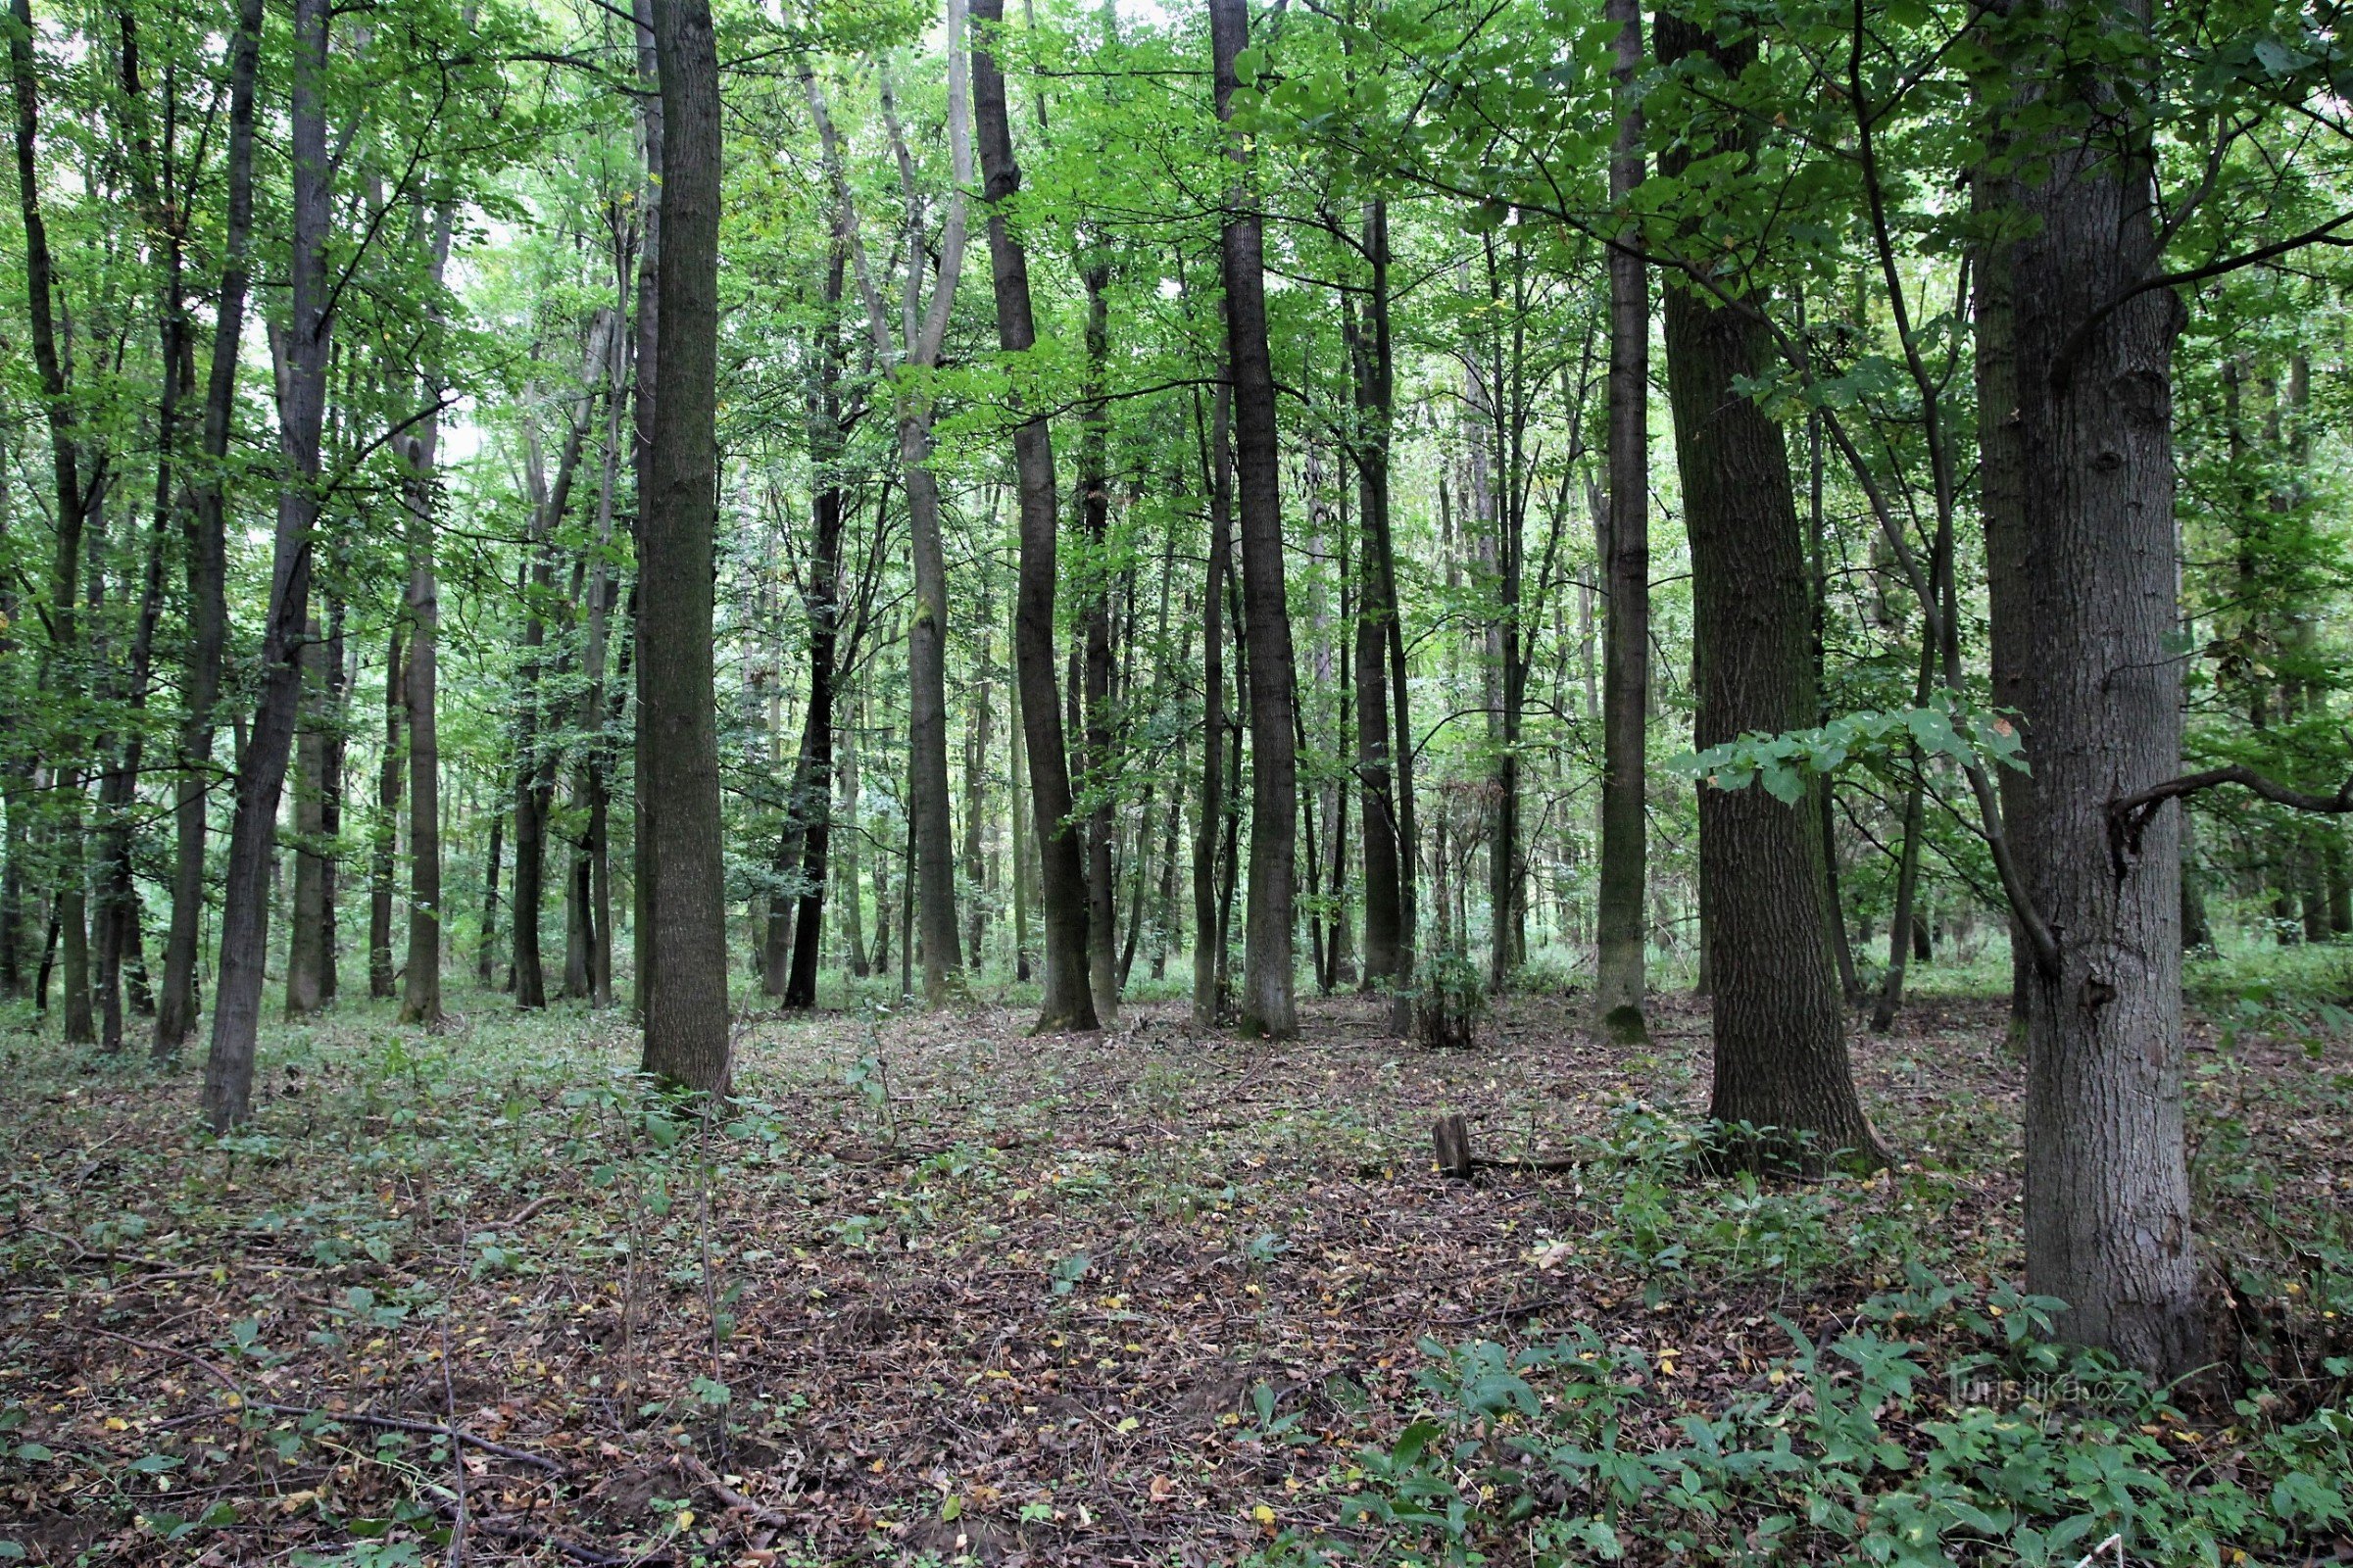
1671, 699, 2028, 808
1348, 1275, 2353, 1567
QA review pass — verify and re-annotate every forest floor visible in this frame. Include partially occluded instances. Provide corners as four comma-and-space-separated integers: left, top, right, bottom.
5, 959, 2353, 1567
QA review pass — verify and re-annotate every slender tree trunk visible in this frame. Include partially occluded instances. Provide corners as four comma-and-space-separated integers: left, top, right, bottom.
286, 616, 330, 1015
1656, 9, 1882, 1174
370, 630, 404, 998
1210, 0, 1299, 1039
1079, 257, 1120, 1018
974, 0, 1097, 1031
634, 0, 732, 1091
1594, 0, 1650, 1042
962, 640, 991, 964
628, 0, 662, 1015
478, 805, 505, 987
1985, 0, 2200, 1381
12, 0, 95, 1047
1193, 387, 1232, 1029
201, 0, 331, 1129
1348, 249, 1401, 1004
782, 489, 842, 1009
399, 197, 457, 1028
319, 602, 346, 1004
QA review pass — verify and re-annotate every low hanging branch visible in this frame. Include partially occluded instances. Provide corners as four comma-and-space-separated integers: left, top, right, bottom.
2110, 764, 2353, 863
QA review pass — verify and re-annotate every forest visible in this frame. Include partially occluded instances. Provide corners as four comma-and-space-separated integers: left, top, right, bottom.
5, 0, 2353, 1561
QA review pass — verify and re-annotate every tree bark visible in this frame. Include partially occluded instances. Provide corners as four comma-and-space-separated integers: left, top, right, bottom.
369, 630, 404, 998
973, 0, 1098, 1031
286, 615, 330, 1015
1657, 10, 1881, 1174
1593, 0, 1650, 1043
631, 0, 731, 1088
1347, 224, 1401, 1008
1984, 0, 2200, 1380
1209, 0, 1299, 1039
201, 0, 331, 1128
1078, 257, 1120, 1018
1192, 387, 1231, 1028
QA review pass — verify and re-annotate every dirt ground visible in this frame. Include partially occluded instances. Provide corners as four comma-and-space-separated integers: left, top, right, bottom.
4, 983, 2348, 1565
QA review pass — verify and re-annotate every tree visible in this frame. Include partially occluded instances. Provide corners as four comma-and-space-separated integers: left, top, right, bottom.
1982, 0, 2198, 1379
1655, 9, 1882, 1172
972, 0, 1097, 1032
1209, 0, 1299, 1040
1592, 0, 1649, 1046
201, 0, 333, 1130
634, 0, 731, 1093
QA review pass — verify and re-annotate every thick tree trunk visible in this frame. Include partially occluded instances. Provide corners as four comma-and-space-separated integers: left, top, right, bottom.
1657, 11, 1881, 1174
1209, 0, 1299, 1039
1984, 0, 2200, 1381
201, 0, 330, 1129
973, 0, 1097, 1031
1593, 0, 1650, 1043
634, 0, 732, 1092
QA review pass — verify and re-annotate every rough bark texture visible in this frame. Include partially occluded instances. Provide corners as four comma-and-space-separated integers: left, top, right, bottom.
973, 0, 1098, 1032
635, 0, 732, 1093
1983, 0, 2201, 1380
1210, 0, 1299, 1039
201, 0, 330, 1130
1657, 11, 1881, 1174
1593, 0, 1650, 1044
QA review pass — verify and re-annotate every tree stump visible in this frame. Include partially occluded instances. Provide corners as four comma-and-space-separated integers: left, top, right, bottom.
1434, 1114, 1473, 1180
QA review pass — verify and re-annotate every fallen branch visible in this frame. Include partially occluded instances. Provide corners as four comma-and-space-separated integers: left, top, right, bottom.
677, 1451, 798, 1529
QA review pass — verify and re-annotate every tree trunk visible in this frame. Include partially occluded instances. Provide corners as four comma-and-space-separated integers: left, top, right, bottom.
1193, 387, 1232, 1029
1593, 0, 1650, 1043
1210, 0, 1299, 1039
1657, 10, 1881, 1174
1348, 238, 1401, 1004
399, 198, 457, 1029
974, 0, 1097, 1031
634, 0, 732, 1092
478, 801, 504, 986
1985, 0, 2200, 1381
201, 0, 330, 1128
370, 631, 404, 998
1079, 257, 1120, 1019
286, 616, 330, 1016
